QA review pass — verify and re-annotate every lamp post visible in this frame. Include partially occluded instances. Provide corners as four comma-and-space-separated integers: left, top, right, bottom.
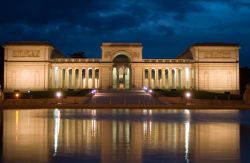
14, 90, 20, 100
56, 91, 62, 104
185, 91, 191, 106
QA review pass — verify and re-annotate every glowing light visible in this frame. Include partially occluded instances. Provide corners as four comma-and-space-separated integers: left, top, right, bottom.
15, 111, 19, 130
53, 109, 61, 156
56, 91, 62, 98
149, 109, 152, 115
149, 89, 153, 94
184, 122, 190, 163
143, 86, 148, 91
15, 93, 20, 98
185, 92, 191, 98
91, 89, 96, 95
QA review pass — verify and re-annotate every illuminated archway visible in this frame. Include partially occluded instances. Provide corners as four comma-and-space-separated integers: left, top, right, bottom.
112, 55, 131, 89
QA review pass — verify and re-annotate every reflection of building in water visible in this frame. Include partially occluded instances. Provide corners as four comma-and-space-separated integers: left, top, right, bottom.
3, 110, 49, 163
2, 109, 240, 163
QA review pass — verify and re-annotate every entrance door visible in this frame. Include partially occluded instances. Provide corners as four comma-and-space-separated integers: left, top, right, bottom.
112, 55, 131, 89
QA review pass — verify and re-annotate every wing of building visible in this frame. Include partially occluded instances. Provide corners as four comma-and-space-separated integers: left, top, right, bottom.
2, 41, 240, 94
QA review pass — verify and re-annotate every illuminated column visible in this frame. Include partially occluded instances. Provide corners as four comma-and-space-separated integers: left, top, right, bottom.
92, 68, 95, 88
162, 68, 165, 89
58, 68, 62, 88
142, 68, 145, 87
72, 68, 75, 89
189, 68, 192, 89
99, 68, 102, 88
79, 68, 82, 89
65, 68, 69, 88
51, 68, 54, 88
149, 68, 152, 88
86, 68, 89, 89
169, 68, 172, 88
181, 68, 185, 89
155, 68, 158, 88
176, 68, 179, 89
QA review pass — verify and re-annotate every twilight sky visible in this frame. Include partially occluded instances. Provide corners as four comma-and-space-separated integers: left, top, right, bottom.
0, 0, 250, 66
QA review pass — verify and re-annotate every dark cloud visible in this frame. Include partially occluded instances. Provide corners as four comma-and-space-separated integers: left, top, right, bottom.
0, 0, 250, 66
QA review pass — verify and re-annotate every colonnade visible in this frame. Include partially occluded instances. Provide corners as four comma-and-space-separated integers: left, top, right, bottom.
143, 67, 193, 89
51, 67, 100, 89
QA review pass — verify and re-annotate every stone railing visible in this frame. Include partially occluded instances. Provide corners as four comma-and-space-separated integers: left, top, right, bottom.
142, 59, 193, 63
52, 58, 101, 63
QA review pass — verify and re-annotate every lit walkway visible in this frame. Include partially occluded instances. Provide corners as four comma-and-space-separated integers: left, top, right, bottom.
82, 89, 167, 105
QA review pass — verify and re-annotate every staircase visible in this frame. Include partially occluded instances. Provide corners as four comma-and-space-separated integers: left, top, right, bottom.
82, 89, 167, 106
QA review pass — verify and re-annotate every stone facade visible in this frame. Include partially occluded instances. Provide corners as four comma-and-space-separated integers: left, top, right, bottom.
2, 42, 240, 94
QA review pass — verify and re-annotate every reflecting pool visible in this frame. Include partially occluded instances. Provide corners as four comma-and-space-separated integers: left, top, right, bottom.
1, 109, 250, 163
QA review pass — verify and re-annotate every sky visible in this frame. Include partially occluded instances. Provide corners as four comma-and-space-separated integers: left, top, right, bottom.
0, 0, 250, 66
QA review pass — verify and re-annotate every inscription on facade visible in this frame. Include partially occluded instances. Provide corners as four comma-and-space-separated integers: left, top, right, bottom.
200, 50, 231, 58
12, 50, 40, 57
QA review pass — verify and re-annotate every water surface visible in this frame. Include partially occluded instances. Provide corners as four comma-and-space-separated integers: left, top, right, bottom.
1, 108, 250, 163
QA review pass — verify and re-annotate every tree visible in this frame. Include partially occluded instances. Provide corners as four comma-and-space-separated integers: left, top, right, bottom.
70, 51, 87, 58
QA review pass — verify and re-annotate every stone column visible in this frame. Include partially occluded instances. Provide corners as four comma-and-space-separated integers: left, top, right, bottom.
162, 68, 165, 89
79, 68, 82, 89
58, 68, 62, 88
99, 68, 102, 89
181, 68, 185, 89
149, 68, 151, 88
142, 68, 145, 87
176, 68, 179, 89
72, 68, 75, 89
86, 68, 89, 89
65, 68, 69, 89
155, 68, 158, 88
169, 68, 172, 88
92, 68, 95, 88
51, 68, 55, 88
189, 67, 192, 89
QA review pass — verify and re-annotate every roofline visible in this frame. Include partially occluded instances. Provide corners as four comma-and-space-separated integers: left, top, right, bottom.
102, 42, 142, 46
192, 42, 240, 47
3, 41, 54, 47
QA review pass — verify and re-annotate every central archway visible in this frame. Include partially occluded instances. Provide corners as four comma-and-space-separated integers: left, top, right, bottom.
112, 54, 131, 89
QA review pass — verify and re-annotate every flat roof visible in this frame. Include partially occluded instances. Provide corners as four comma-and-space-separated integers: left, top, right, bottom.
3, 41, 54, 47
102, 43, 142, 46
192, 42, 240, 47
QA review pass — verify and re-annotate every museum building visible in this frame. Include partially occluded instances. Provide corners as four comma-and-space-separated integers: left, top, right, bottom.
3, 42, 240, 93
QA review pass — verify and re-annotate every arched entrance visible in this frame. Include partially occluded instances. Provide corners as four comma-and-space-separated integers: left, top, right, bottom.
112, 55, 131, 89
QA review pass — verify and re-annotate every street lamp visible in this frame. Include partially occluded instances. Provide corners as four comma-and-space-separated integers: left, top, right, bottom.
185, 91, 192, 106
91, 89, 96, 95
56, 91, 62, 98
55, 91, 62, 104
15, 92, 20, 99
14, 90, 20, 99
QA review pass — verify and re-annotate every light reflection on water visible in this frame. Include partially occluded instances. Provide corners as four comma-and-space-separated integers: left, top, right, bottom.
1, 109, 250, 163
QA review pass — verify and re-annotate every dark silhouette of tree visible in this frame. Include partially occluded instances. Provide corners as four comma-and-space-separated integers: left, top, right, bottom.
70, 51, 87, 58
